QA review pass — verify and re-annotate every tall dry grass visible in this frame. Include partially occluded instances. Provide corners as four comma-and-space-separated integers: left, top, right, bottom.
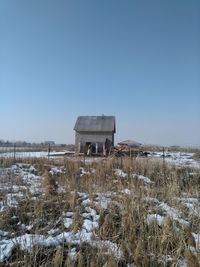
0, 156, 199, 266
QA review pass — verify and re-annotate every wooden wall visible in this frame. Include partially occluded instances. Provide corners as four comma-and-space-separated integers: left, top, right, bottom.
75, 131, 114, 154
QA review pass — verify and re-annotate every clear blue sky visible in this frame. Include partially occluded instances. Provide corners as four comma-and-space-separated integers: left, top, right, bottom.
0, 0, 200, 146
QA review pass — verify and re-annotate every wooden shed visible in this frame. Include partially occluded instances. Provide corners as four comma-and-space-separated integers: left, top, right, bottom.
74, 115, 116, 155
117, 139, 143, 157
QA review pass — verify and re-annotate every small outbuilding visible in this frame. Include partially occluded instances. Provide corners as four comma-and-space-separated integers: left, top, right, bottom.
118, 139, 142, 148
117, 139, 143, 157
74, 115, 116, 155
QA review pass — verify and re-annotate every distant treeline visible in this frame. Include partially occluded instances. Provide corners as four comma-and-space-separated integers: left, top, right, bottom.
0, 140, 32, 147
0, 140, 75, 152
0, 140, 67, 147
142, 144, 200, 153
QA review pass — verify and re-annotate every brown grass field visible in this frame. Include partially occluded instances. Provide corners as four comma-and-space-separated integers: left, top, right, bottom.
0, 154, 199, 266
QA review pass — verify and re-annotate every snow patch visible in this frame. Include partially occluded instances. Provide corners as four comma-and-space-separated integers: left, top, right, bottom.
132, 174, 154, 184
63, 218, 73, 229
159, 202, 189, 226
114, 169, 128, 178
147, 214, 165, 226
82, 219, 99, 232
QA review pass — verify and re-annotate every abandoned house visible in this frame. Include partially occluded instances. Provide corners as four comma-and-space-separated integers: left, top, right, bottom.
74, 115, 116, 155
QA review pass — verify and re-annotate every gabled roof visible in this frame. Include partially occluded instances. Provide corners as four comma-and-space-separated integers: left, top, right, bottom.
74, 116, 116, 132
118, 139, 142, 148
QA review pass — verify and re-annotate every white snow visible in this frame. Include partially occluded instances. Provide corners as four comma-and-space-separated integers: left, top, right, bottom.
14, 185, 27, 191
1, 164, 43, 195
85, 207, 100, 221
0, 230, 9, 237
144, 197, 160, 204
29, 165, 37, 172
47, 228, 59, 235
192, 233, 200, 250
132, 174, 154, 184
0, 151, 74, 159
21, 172, 42, 194
21, 224, 33, 231
177, 197, 200, 217
80, 157, 104, 164
184, 203, 200, 217
57, 186, 66, 193
0, 201, 5, 212
65, 211, 74, 217
177, 259, 187, 267
49, 167, 63, 175
63, 218, 73, 229
121, 188, 131, 194
94, 240, 121, 258
147, 214, 165, 226
150, 152, 200, 169
82, 219, 99, 232
0, 240, 15, 262
82, 198, 91, 206
0, 151, 48, 159
49, 151, 74, 156
6, 192, 24, 207
159, 202, 189, 226
68, 247, 77, 260
114, 169, 128, 178
80, 167, 90, 176
95, 193, 112, 209
77, 192, 88, 199
78, 229, 92, 241
82, 212, 93, 220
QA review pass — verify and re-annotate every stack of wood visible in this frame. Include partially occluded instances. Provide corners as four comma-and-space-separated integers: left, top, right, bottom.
111, 139, 143, 157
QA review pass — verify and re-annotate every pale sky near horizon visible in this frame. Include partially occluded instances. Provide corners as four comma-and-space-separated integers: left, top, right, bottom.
0, 0, 200, 146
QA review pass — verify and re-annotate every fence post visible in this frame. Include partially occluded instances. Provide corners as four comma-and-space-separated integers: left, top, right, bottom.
48, 143, 51, 162
13, 143, 16, 162
162, 147, 165, 161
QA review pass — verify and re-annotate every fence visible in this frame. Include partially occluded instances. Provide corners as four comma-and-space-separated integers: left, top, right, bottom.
0, 144, 72, 162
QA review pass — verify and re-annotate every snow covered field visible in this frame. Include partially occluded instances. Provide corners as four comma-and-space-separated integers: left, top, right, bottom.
0, 151, 69, 159
150, 151, 200, 169
0, 155, 199, 265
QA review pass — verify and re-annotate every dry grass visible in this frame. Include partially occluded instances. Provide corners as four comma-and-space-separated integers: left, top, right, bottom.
0, 156, 199, 266
193, 151, 200, 162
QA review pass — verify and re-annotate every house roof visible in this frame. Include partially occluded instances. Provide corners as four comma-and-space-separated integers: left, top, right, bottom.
74, 116, 116, 132
118, 139, 142, 148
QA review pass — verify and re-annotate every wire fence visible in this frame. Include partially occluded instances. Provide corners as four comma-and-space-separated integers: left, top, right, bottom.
0, 145, 47, 159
